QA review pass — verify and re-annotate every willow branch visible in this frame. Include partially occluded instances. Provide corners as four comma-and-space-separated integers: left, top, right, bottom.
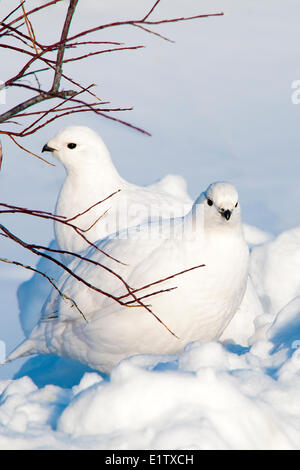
51, 0, 78, 93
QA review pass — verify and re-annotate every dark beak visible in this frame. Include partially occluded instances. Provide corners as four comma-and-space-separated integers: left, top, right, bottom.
222, 210, 232, 221
42, 144, 56, 153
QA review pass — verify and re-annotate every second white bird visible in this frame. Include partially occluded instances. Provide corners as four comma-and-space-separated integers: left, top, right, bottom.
7, 182, 249, 373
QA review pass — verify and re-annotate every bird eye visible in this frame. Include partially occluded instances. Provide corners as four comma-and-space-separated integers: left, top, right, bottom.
235, 202, 238, 208
207, 198, 213, 206
67, 143, 77, 149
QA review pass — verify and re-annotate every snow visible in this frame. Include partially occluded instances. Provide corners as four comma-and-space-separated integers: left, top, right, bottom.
1, 0, 300, 450
2, 340, 300, 450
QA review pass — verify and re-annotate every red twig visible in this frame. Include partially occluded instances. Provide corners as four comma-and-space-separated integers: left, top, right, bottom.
0, 1, 62, 34
0, 198, 124, 265
63, 45, 145, 63
119, 264, 206, 300
142, 0, 161, 22
8, 134, 55, 166
59, 12, 224, 46
64, 189, 121, 223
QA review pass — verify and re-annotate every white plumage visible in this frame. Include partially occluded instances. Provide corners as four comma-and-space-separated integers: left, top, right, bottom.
7, 182, 249, 374
42, 126, 192, 263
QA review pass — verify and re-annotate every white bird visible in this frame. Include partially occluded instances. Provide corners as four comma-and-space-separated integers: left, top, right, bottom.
42, 126, 192, 263
7, 182, 249, 374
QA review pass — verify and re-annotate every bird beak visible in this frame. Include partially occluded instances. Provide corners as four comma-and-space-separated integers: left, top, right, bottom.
42, 144, 56, 153
221, 210, 232, 221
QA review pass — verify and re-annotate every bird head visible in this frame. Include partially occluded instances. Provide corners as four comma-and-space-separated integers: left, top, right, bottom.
192, 182, 242, 232
42, 126, 111, 174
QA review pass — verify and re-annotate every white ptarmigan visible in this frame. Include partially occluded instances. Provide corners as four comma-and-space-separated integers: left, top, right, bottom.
42, 126, 192, 263
6, 182, 249, 373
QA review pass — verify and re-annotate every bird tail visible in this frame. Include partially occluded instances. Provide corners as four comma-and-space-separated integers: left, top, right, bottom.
4, 339, 35, 364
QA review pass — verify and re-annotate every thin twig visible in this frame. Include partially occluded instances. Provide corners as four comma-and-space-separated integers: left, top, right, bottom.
20, 2, 39, 54
8, 134, 55, 166
0, 256, 87, 321
65, 189, 121, 222
132, 23, 174, 43
0, 1, 62, 34
142, 0, 161, 22
0, 199, 125, 265
59, 12, 224, 45
1, 2, 25, 25
118, 264, 206, 300
63, 45, 144, 63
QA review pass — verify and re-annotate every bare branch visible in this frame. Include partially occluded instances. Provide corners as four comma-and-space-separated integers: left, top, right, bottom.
1, 2, 25, 25
63, 45, 145, 64
0, 20, 41, 47
142, 12, 224, 26
21, 67, 50, 80
0, 1, 62, 34
60, 11, 224, 45
51, 0, 78, 93
142, 0, 161, 22
20, 2, 39, 54
0, 198, 124, 265
0, 89, 76, 126
132, 23, 175, 43
118, 264, 206, 301
91, 110, 151, 137
67, 40, 124, 47
64, 189, 121, 222
16, 84, 92, 137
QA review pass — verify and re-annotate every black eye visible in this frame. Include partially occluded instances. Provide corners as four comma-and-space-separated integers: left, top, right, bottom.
67, 143, 77, 149
207, 198, 213, 206
235, 202, 238, 208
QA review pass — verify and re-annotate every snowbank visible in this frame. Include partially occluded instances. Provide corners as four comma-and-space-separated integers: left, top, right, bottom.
1, 336, 300, 450
6, 224, 300, 449
1, 220, 300, 450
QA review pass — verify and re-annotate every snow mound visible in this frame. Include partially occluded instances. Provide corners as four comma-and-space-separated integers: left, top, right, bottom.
243, 223, 273, 248
1, 337, 300, 449
250, 227, 300, 317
